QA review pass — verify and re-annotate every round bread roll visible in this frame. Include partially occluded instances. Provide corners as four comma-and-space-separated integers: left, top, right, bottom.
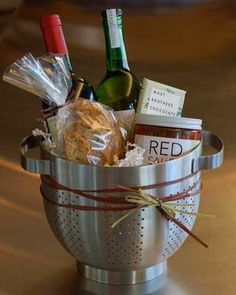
63, 99, 125, 165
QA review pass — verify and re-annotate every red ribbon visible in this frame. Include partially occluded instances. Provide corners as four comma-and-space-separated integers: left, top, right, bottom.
40, 100, 71, 120
39, 90, 76, 121
41, 173, 208, 247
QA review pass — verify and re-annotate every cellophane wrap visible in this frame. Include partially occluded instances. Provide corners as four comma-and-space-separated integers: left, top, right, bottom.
3, 53, 72, 106
114, 109, 135, 140
56, 99, 125, 166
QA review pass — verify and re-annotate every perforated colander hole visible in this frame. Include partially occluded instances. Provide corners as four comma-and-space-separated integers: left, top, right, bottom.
165, 248, 171, 255
189, 183, 195, 190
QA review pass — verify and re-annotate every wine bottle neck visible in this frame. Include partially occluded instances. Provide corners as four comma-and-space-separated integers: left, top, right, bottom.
103, 12, 130, 72
40, 14, 73, 72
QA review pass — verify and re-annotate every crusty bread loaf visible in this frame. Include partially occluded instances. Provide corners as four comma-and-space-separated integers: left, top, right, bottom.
63, 99, 125, 165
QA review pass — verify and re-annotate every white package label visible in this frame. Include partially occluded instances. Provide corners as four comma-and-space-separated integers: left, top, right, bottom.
135, 135, 200, 164
137, 78, 186, 117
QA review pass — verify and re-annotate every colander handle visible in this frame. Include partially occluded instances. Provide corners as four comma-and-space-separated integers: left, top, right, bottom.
20, 131, 223, 175
20, 135, 51, 175
196, 130, 224, 171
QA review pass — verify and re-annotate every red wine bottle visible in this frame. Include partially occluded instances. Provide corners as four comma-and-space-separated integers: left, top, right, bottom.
40, 14, 96, 102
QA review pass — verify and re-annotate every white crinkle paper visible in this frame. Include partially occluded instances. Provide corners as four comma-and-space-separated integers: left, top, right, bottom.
115, 143, 146, 167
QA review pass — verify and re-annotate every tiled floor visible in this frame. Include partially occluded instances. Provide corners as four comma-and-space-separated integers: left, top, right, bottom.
0, 1, 235, 294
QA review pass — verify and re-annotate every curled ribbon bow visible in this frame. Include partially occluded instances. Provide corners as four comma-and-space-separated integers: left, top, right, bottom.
111, 185, 215, 248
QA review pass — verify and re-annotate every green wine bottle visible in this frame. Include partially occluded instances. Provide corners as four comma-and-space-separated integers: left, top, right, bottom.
97, 9, 141, 112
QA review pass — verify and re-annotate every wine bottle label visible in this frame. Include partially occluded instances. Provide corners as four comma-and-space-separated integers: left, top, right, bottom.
106, 9, 121, 48
134, 134, 200, 164
137, 78, 186, 117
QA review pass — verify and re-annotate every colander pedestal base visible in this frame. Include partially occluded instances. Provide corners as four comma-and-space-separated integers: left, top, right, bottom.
77, 260, 167, 285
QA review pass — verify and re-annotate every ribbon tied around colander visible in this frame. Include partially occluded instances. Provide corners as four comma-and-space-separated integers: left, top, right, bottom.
41, 172, 215, 248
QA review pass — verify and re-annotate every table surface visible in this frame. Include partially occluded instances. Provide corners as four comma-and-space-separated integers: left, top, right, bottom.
0, 1, 235, 294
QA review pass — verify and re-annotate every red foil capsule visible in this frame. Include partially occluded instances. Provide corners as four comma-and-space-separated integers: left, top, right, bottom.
40, 14, 68, 55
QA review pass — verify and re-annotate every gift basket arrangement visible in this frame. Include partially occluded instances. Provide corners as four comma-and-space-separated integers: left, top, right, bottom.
3, 9, 224, 285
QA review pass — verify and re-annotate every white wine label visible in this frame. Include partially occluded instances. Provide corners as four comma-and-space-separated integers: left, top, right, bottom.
137, 78, 186, 117
134, 134, 200, 164
106, 9, 120, 48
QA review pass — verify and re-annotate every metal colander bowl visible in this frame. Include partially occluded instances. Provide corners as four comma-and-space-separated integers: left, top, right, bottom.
20, 131, 223, 285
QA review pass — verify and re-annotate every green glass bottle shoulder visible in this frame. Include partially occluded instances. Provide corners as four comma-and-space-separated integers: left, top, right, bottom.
96, 69, 141, 110
69, 73, 97, 102
76, 78, 97, 101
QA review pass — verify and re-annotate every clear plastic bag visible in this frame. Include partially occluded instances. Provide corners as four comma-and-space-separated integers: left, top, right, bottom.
56, 99, 125, 166
114, 109, 135, 140
3, 53, 72, 106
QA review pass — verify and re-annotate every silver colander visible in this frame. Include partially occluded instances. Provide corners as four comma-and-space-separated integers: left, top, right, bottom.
20, 131, 223, 285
